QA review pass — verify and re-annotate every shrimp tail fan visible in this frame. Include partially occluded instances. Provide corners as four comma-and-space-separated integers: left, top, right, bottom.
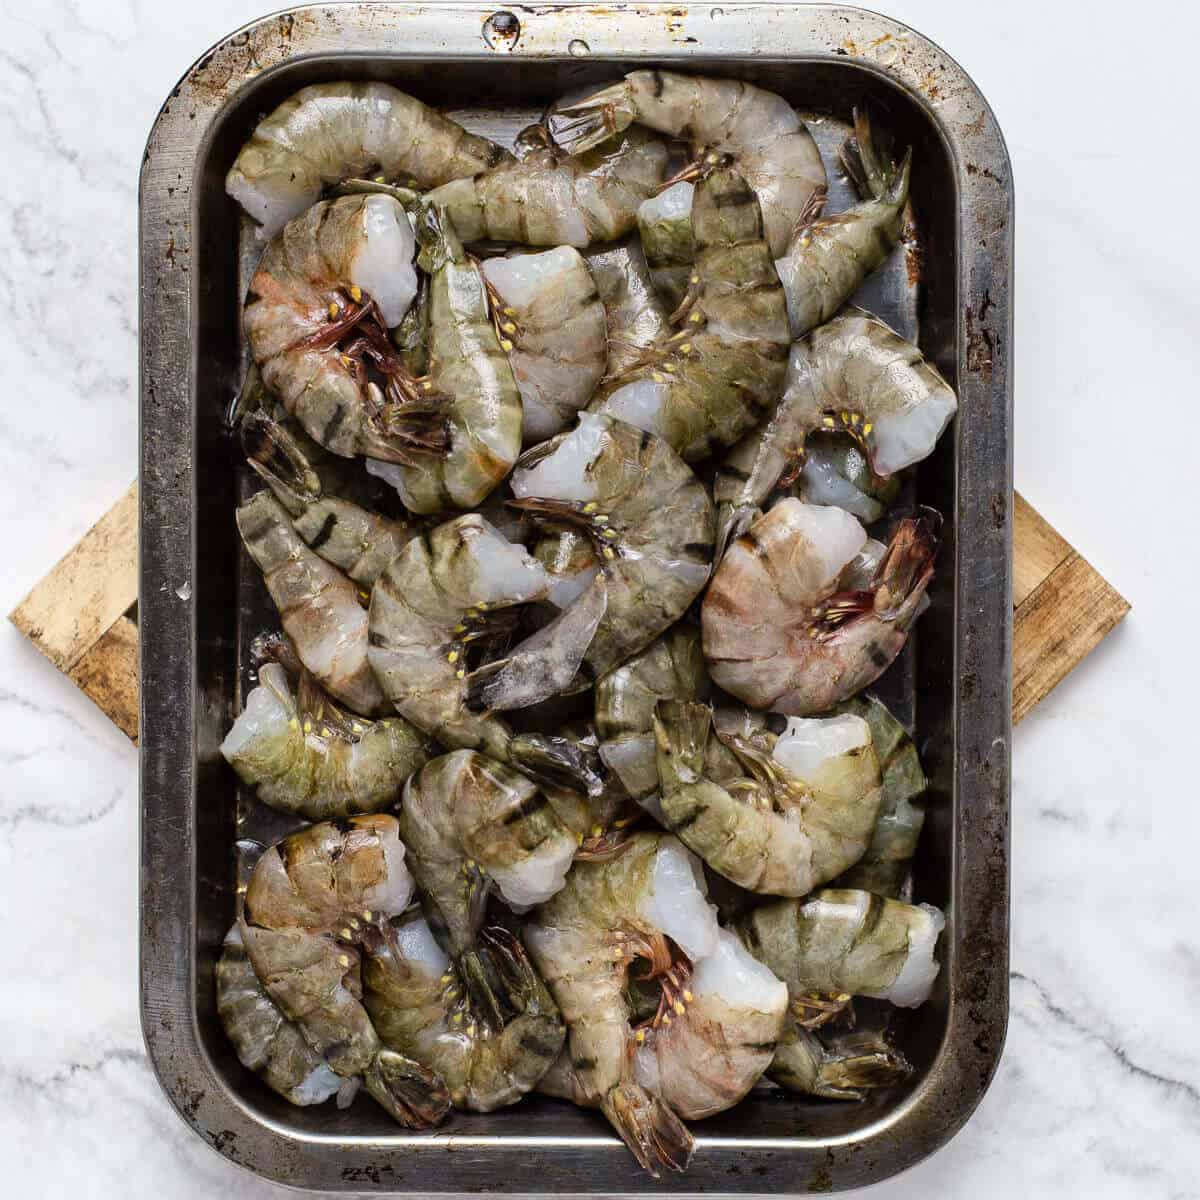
362, 1049, 451, 1128
873, 508, 941, 625
601, 1082, 694, 1178
241, 410, 322, 514
652, 699, 712, 794
839, 107, 912, 206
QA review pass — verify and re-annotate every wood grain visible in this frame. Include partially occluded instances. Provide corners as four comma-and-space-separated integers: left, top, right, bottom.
9, 485, 1129, 741
1012, 546, 1130, 725
66, 615, 139, 742
9, 481, 138, 672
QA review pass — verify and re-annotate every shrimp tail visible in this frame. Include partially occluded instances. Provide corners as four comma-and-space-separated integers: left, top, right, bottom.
652, 699, 713, 793
548, 83, 633, 154
840, 108, 911, 205
464, 577, 607, 714
241, 410, 322, 514
460, 949, 508, 1031
873, 508, 941, 623
413, 201, 463, 273
480, 925, 560, 1021
601, 1082, 694, 1177
509, 733, 607, 798
362, 1049, 451, 1128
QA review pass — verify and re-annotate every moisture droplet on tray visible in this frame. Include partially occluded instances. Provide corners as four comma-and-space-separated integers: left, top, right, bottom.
482, 11, 521, 52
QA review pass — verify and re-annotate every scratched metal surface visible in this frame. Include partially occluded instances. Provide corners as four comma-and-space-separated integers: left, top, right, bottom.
140, 4, 1012, 1193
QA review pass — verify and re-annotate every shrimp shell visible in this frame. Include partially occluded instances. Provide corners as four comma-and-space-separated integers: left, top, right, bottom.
509, 412, 715, 676
377, 205, 523, 514
553, 70, 826, 258
702, 499, 939, 714
237, 491, 385, 716
589, 168, 791, 463
220, 662, 434, 821
227, 81, 510, 237
364, 918, 565, 1112
776, 109, 911, 337
245, 193, 430, 462
480, 247, 608, 442
425, 125, 668, 248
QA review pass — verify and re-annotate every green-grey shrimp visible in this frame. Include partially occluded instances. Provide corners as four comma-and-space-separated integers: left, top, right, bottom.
226, 81, 510, 238
220, 660, 434, 821
735, 888, 945, 1010
237, 491, 384, 715
367, 513, 606, 758
588, 168, 791, 462
702, 498, 939, 714
479, 247, 608, 442
776, 110, 911, 337
553, 70, 826, 258
653, 700, 882, 896
509, 412, 715, 676
367, 205, 523, 513
424, 123, 668, 248
363, 915, 564, 1111
244, 193, 451, 463
831, 694, 928, 898
713, 308, 956, 551
239, 815, 451, 1127
216, 923, 347, 1109
398, 750, 579, 1024
524, 833, 724, 1175
241, 410, 417, 588
594, 625, 710, 803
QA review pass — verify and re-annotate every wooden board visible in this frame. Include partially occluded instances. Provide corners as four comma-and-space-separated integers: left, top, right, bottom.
8, 485, 1128, 742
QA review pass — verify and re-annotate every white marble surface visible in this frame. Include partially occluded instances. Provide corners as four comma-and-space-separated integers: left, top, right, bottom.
0, 1, 1197, 1196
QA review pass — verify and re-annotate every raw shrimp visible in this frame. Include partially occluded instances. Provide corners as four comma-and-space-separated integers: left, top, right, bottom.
509, 412, 715, 676
237, 491, 384, 715
398, 750, 579, 1023
595, 625, 709, 803
226, 81, 510, 237
220, 661, 433, 821
479, 247, 607, 442
831, 694, 927, 899
713, 310, 954, 551
588, 168, 791, 462
553, 70, 826, 258
363, 915, 564, 1111
776, 110, 911, 337
244, 194, 449, 462
768, 1024, 911, 1100
524, 241, 669, 601
216, 923, 346, 1108
735, 888, 945, 1009
702, 499, 939, 714
424, 123, 668, 248
653, 700, 882, 896
367, 513, 606, 758
524, 833, 723, 1174
582, 238, 670, 378
370, 205, 523, 513
241, 411, 416, 588
626, 927, 787, 1120
239, 815, 451, 1127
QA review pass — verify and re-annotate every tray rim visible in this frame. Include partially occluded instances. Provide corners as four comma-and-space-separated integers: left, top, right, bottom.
138, 3, 1013, 1192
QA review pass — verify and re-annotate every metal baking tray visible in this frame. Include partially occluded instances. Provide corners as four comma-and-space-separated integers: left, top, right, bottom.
139, 3, 1012, 1192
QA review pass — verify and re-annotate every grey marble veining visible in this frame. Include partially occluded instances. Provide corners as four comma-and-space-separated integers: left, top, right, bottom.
1, 1, 1198, 1196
